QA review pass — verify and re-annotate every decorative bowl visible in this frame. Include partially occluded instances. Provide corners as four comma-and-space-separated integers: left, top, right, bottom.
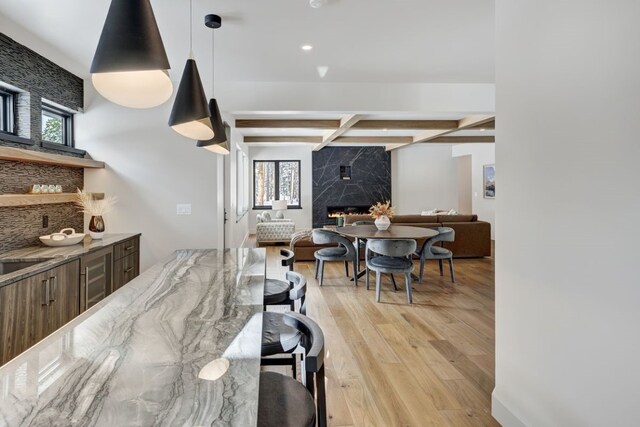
40, 228, 86, 247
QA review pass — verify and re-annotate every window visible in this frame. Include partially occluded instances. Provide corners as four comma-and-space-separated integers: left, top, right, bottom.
253, 160, 301, 208
236, 149, 249, 217
0, 88, 15, 134
42, 103, 73, 146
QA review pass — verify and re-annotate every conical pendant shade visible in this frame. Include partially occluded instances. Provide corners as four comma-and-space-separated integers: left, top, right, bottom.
169, 59, 214, 140
197, 99, 229, 154
91, 0, 173, 108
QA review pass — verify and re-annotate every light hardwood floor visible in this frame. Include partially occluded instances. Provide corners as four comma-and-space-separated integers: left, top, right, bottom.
252, 238, 498, 427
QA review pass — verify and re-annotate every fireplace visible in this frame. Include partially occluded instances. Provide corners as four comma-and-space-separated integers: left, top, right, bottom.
312, 147, 391, 228
326, 205, 371, 219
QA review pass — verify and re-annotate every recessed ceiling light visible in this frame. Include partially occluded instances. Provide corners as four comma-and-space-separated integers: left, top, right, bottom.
301, 45, 313, 51
480, 128, 486, 132
382, 128, 388, 132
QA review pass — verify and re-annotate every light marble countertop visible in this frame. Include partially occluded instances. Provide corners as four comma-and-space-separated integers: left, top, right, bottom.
0, 234, 140, 288
0, 248, 266, 426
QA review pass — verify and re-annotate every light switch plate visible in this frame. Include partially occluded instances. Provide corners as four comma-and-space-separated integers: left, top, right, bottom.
176, 204, 192, 215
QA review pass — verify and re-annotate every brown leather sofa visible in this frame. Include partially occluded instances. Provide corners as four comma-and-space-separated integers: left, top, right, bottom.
290, 214, 491, 261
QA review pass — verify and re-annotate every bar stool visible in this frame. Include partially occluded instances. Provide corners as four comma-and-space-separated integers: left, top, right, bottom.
263, 249, 296, 311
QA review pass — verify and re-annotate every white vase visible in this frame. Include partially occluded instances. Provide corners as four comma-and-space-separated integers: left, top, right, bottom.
375, 215, 391, 231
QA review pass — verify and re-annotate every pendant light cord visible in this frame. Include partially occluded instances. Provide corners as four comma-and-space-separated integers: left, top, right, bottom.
211, 26, 215, 96
189, 0, 193, 58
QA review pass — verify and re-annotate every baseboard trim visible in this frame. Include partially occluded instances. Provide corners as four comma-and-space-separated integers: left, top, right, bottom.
492, 391, 527, 427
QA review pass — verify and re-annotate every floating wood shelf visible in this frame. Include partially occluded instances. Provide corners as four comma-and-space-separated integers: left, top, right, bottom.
0, 146, 105, 169
0, 193, 78, 207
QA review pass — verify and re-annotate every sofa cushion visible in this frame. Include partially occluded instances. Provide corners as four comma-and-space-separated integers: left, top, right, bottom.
437, 214, 477, 222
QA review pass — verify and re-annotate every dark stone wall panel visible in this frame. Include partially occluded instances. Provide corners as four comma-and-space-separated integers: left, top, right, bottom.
312, 147, 391, 228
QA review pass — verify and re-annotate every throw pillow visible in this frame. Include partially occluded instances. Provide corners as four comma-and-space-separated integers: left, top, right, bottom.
447, 209, 458, 215
262, 212, 272, 222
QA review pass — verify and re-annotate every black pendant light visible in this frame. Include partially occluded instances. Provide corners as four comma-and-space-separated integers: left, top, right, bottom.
197, 14, 230, 155
91, 0, 173, 109
168, 0, 214, 140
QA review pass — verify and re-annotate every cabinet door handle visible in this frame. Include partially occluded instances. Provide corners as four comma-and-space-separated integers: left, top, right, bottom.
124, 245, 134, 251
42, 280, 49, 306
49, 276, 57, 302
124, 267, 134, 273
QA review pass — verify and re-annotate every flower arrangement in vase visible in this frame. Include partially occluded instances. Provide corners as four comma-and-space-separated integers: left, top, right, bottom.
75, 189, 117, 240
369, 201, 395, 231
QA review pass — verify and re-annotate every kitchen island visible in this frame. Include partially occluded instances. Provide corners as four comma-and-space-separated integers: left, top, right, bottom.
0, 248, 266, 426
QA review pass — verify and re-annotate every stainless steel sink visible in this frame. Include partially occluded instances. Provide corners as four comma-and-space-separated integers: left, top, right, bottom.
0, 259, 52, 275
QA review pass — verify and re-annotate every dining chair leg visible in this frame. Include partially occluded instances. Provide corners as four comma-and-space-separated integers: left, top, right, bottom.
319, 260, 325, 286
344, 260, 349, 277
314, 259, 319, 279
365, 264, 370, 290
449, 258, 455, 283
438, 259, 444, 276
419, 258, 425, 284
405, 272, 413, 304
292, 354, 297, 380
390, 274, 398, 291
316, 365, 327, 427
355, 238, 360, 271
375, 271, 382, 302
353, 259, 358, 287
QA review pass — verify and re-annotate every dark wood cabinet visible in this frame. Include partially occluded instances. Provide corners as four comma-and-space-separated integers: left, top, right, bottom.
0, 260, 80, 365
47, 260, 80, 332
0, 236, 140, 365
112, 237, 140, 292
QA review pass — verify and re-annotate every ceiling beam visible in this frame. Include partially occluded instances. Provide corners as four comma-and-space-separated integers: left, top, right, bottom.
469, 120, 495, 130
236, 119, 340, 129
388, 114, 495, 151
244, 136, 322, 143
351, 120, 459, 130
422, 136, 495, 143
313, 114, 362, 151
332, 136, 414, 144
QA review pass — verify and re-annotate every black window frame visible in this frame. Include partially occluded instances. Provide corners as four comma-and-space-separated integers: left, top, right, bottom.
253, 160, 302, 209
41, 102, 74, 147
0, 88, 15, 134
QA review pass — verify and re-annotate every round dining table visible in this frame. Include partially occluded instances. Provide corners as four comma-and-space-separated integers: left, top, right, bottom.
335, 225, 439, 281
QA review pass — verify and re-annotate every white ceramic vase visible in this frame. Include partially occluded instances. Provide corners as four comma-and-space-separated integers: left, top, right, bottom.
375, 215, 391, 231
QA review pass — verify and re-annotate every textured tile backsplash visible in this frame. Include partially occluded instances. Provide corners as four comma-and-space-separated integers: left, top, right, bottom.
0, 204, 83, 252
0, 160, 83, 194
0, 160, 84, 252
0, 32, 86, 253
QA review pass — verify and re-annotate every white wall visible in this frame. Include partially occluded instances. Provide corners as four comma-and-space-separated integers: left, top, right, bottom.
452, 144, 495, 239
391, 145, 459, 214
77, 84, 224, 271
456, 155, 472, 214
248, 145, 313, 233
224, 125, 250, 248
494, 1, 640, 426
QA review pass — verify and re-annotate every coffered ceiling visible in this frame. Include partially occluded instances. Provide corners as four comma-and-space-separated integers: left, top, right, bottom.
236, 113, 495, 150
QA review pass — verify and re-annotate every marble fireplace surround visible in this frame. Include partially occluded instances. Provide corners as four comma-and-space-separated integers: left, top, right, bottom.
312, 147, 391, 228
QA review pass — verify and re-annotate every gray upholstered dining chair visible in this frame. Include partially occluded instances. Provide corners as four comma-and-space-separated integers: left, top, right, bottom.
414, 227, 455, 283
365, 239, 417, 304
261, 271, 307, 379
312, 229, 358, 286
258, 312, 327, 427
263, 249, 297, 311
